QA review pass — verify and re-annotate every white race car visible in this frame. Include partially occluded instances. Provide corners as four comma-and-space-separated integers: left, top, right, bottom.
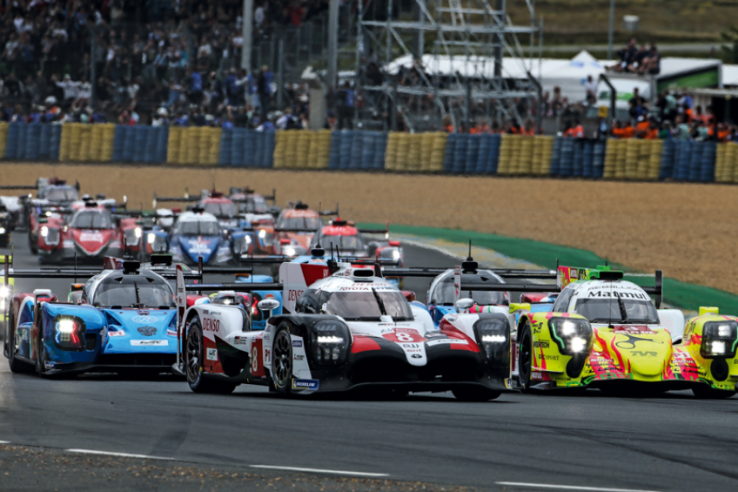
172, 260, 513, 401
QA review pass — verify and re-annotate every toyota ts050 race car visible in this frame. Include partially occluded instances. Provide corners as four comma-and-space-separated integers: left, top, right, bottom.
173, 259, 513, 400
511, 265, 738, 398
3, 258, 184, 376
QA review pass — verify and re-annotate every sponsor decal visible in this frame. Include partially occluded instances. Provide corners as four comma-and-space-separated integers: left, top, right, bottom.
251, 346, 259, 373
411, 353, 422, 359
137, 326, 157, 337
108, 330, 125, 337
292, 379, 319, 390
587, 290, 647, 299
531, 371, 544, 380
631, 351, 658, 357
44, 361, 56, 369
80, 231, 103, 242
131, 316, 158, 324
427, 338, 469, 346
294, 354, 305, 361
287, 289, 304, 302
424, 332, 444, 338
233, 336, 249, 346
203, 317, 220, 332
130, 340, 168, 346
206, 348, 218, 361
615, 334, 663, 349
63, 240, 73, 248
533, 341, 549, 348
540, 354, 559, 361
293, 340, 303, 348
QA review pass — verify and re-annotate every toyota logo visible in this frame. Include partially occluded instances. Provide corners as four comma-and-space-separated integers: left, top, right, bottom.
132, 316, 158, 323
138, 326, 157, 337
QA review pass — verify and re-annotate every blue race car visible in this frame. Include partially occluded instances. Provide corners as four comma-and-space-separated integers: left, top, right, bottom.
4, 259, 180, 376
148, 210, 251, 266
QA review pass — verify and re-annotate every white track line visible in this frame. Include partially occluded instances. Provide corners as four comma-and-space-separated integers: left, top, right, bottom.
250, 465, 389, 477
0, 441, 11, 444
67, 449, 173, 461
496, 482, 659, 492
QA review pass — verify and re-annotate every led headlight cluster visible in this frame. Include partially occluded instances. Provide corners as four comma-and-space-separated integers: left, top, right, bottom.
42, 227, 60, 246
700, 321, 738, 358
309, 320, 350, 365
548, 317, 593, 356
473, 318, 510, 363
53, 316, 86, 351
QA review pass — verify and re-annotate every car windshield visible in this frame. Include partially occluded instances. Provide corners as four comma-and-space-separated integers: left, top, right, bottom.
324, 290, 414, 321
277, 216, 322, 231
319, 234, 364, 251
203, 202, 237, 217
575, 298, 659, 324
71, 211, 113, 229
239, 196, 268, 213
45, 187, 78, 202
432, 275, 508, 306
94, 275, 174, 308
175, 219, 220, 236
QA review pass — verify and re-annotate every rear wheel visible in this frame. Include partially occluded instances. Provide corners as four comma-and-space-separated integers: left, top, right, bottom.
518, 322, 533, 392
185, 319, 236, 394
271, 323, 293, 396
692, 384, 736, 399
452, 387, 501, 402
7, 306, 33, 374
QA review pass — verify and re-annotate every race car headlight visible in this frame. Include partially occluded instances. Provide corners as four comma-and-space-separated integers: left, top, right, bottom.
309, 320, 350, 365
548, 317, 593, 356
0, 227, 5, 234
258, 229, 266, 239
392, 249, 401, 261
147, 233, 156, 244
134, 227, 142, 238
283, 246, 296, 256
0, 285, 11, 298
232, 235, 252, 254
42, 227, 60, 246
701, 321, 738, 358
473, 317, 510, 366
53, 315, 86, 351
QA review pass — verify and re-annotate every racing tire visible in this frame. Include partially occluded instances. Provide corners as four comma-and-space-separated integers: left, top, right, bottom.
452, 387, 501, 402
692, 384, 736, 399
517, 322, 534, 392
184, 319, 236, 395
28, 233, 37, 255
7, 306, 33, 374
35, 322, 47, 376
271, 323, 294, 396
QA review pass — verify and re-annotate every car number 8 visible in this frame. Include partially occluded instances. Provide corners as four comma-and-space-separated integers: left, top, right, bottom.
396, 332, 414, 342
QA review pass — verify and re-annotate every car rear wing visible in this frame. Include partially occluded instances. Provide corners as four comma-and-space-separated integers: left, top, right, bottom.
383, 267, 557, 280
358, 221, 390, 237
557, 265, 663, 309
230, 188, 277, 205
152, 192, 199, 208
0, 184, 38, 190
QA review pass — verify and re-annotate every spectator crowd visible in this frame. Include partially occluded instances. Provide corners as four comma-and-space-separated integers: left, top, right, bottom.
0, 0, 332, 129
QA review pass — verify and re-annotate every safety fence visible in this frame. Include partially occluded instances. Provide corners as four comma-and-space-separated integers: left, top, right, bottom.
0, 121, 736, 183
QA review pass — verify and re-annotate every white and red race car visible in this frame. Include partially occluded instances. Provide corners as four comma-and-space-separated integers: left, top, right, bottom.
172, 259, 513, 400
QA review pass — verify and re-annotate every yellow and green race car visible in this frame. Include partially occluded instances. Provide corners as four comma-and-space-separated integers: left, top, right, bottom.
512, 265, 738, 398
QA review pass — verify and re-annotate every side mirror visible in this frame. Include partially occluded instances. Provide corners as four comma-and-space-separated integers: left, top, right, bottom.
455, 298, 474, 312
257, 298, 280, 316
509, 303, 531, 314
402, 290, 416, 303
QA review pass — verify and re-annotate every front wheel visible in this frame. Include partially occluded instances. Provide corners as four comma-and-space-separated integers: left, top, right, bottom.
692, 384, 736, 399
185, 319, 236, 394
271, 323, 294, 396
517, 322, 533, 392
8, 306, 33, 374
452, 387, 501, 402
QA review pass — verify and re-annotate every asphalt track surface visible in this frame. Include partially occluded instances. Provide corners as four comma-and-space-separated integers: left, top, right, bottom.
0, 240, 737, 492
